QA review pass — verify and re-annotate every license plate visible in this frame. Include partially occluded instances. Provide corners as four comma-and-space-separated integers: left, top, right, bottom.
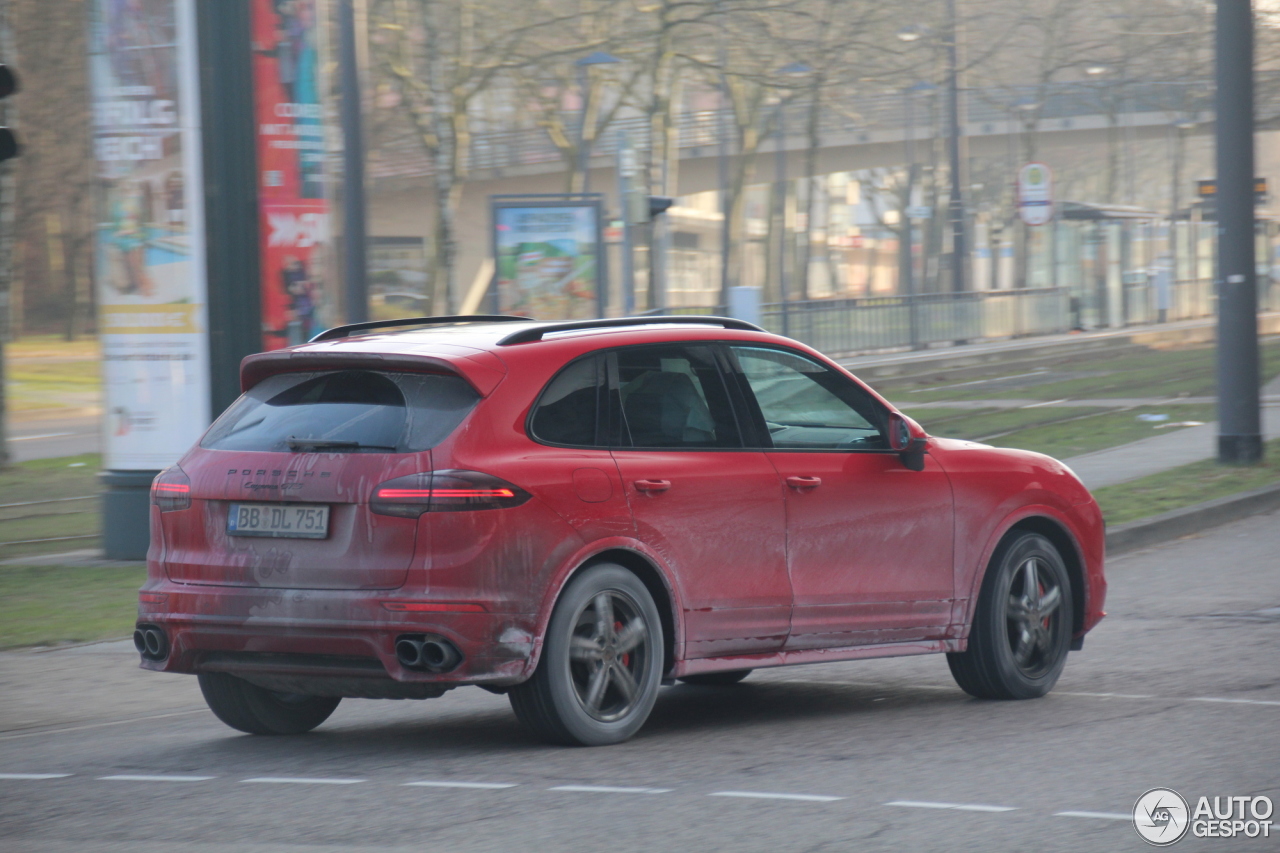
227, 503, 330, 539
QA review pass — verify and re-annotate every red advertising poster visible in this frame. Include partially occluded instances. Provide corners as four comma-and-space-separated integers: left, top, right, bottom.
251, 0, 329, 350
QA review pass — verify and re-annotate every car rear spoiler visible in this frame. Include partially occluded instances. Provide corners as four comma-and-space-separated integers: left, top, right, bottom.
239, 349, 507, 396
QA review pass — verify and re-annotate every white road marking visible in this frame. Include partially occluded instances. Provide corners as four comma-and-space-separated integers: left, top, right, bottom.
1019, 398, 1070, 409
98, 775, 214, 782
1188, 696, 1280, 707
549, 785, 671, 795
10, 432, 75, 441
0, 773, 71, 780
886, 800, 1016, 813
242, 777, 365, 785
0, 710, 208, 741
1055, 811, 1132, 821
1059, 691, 1280, 707
711, 791, 844, 803
404, 781, 517, 790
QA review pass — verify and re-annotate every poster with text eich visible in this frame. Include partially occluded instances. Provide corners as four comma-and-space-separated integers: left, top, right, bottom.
90, 0, 211, 470
252, 0, 330, 350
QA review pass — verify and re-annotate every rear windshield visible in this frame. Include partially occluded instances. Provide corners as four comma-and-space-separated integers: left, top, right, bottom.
201, 370, 479, 453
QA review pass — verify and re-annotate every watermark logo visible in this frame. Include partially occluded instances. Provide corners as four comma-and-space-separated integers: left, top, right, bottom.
1134, 788, 1191, 846
1134, 790, 1274, 844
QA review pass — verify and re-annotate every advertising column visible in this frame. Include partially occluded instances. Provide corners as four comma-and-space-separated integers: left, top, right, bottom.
251, 0, 331, 350
90, 0, 210, 558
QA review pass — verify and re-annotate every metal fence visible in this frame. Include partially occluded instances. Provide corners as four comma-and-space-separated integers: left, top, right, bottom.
755, 289, 1072, 354
648, 278, 1280, 356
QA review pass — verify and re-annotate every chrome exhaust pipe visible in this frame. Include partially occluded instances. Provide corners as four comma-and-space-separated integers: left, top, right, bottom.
395, 637, 426, 669
135, 624, 169, 661
395, 634, 462, 672
420, 640, 461, 672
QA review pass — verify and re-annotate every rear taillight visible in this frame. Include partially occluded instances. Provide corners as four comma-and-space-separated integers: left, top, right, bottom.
152, 467, 191, 512
370, 470, 531, 518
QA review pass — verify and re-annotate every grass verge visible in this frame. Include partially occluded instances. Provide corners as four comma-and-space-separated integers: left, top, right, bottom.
984, 404, 1217, 459
1095, 437, 1280, 526
0, 455, 102, 559
0, 562, 145, 649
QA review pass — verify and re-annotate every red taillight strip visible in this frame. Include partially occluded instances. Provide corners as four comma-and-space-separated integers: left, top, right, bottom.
374, 488, 514, 500
381, 601, 487, 613
153, 484, 190, 494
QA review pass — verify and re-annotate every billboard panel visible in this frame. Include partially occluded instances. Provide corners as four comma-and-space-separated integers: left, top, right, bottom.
90, 0, 210, 470
251, 0, 330, 348
492, 197, 603, 320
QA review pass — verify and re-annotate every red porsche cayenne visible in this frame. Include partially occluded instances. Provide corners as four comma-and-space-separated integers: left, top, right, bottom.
136, 315, 1106, 746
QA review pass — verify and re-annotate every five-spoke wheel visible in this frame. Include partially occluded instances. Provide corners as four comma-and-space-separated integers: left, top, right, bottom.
510, 563, 664, 745
947, 532, 1073, 700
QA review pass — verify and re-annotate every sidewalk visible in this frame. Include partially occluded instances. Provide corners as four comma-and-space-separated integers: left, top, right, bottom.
1063, 376, 1280, 489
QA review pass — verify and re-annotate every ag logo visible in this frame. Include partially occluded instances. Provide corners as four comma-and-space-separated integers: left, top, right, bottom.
1134, 788, 1190, 846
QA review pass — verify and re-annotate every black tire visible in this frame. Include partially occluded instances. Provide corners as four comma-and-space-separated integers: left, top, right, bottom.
509, 563, 664, 746
947, 532, 1073, 700
198, 672, 341, 735
678, 670, 752, 686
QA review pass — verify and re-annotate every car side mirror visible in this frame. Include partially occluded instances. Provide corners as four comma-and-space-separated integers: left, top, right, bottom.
888, 412, 928, 471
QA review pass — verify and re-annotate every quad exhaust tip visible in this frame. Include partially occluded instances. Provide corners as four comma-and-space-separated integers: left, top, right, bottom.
133, 624, 169, 662
395, 634, 462, 673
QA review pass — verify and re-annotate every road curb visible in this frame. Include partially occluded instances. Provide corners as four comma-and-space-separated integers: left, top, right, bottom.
1105, 481, 1280, 555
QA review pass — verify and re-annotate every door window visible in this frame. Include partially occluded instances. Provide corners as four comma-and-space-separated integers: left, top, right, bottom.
730, 346, 887, 450
615, 345, 741, 448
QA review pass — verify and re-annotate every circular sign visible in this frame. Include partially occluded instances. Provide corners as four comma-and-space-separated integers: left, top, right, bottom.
1017, 162, 1054, 226
1132, 788, 1191, 846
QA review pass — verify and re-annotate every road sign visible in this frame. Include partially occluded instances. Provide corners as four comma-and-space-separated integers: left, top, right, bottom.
906, 205, 932, 219
1017, 162, 1053, 226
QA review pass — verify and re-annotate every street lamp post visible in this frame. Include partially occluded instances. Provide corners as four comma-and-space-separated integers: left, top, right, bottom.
1215, 0, 1262, 464
575, 51, 621, 195
944, 0, 967, 293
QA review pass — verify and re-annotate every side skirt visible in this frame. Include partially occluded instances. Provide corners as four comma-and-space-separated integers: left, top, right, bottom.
672, 638, 967, 679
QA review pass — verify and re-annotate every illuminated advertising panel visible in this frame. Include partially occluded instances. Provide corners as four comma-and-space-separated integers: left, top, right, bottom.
90, 0, 210, 470
251, 0, 331, 348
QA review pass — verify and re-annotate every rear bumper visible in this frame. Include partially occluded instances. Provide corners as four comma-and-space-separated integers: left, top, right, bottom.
136, 579, 538, 688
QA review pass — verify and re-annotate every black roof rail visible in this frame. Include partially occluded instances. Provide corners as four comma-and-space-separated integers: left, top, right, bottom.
309, 315, 531, 343
496, 315, 765, 346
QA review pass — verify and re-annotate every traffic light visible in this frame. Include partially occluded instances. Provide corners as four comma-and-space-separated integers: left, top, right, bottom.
647, 195, 674, 220
0, 65, 19, 162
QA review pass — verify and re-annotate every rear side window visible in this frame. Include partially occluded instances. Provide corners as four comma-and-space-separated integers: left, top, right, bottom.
201, 370, 479, 453
529, 356, 602, 446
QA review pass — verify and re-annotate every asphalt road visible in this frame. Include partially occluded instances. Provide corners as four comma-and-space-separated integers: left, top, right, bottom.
8, 415, 101, 462
2, 512, 1278, 852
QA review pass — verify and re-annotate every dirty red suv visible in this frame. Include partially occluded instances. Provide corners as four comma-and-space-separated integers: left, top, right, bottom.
137, 315, 1106, 745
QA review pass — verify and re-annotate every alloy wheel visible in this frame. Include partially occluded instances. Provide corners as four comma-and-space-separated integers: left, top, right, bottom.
567, 590, 652, 722
1004, 556, 1064, 678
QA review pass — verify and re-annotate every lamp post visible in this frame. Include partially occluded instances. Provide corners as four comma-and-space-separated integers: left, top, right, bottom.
575, 51, 621, 195
771, 63, 811, 336
898, 10, 966, 293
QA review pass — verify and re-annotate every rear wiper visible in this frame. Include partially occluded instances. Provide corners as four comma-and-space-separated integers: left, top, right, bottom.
286, 438, 397, 452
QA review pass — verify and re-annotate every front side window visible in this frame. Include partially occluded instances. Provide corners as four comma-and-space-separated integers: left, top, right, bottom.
201, 370, 479, 453
615, 345, 741, 449
730, 346, 886, 450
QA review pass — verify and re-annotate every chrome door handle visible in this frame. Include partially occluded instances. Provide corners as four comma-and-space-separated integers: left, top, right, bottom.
633, 479, 671, 493
785, 475, 822, 489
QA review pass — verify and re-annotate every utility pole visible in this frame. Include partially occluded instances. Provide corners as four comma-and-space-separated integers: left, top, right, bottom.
339, 0, 368, 324
0, 4, 18, 468
944, 0, 967, 293
716, 0, 731, 310
1215, 0, 1262, 464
